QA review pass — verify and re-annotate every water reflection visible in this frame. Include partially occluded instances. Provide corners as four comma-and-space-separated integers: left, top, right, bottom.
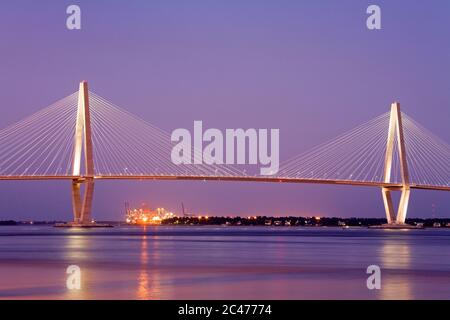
380, 235, 413, 300
63, 231, 92, 299
137, 230, 162, 299
1, 226, 448, 299
137, 233, 149, 299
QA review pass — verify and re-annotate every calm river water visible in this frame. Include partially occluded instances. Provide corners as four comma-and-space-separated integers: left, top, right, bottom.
0, 226, 449, 299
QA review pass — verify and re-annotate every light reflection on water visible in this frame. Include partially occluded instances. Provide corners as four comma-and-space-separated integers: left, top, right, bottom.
0, 226, 449, 299
137, 233, 149, 300
380, 240, 412, 300
63, 233, 92, 300
137, 232, 163, 300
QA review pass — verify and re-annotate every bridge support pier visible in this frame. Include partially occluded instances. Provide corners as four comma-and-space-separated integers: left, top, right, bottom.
381, 102, 411, 225
55, 81, 111, 228
381, 186, 410, 224
71, 179, 95, 224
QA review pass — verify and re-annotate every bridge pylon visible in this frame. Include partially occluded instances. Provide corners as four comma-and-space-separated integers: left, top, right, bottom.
381, 102, 410, 225
63, 81, 97, 227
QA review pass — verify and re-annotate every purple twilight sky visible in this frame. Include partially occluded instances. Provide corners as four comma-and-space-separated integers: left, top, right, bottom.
0, 0, 449, 221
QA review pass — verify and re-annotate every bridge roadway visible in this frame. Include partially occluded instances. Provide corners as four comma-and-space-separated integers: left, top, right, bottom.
0, 175, 448, 192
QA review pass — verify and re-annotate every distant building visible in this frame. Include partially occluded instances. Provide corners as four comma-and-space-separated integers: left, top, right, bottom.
126, 206, 175, 225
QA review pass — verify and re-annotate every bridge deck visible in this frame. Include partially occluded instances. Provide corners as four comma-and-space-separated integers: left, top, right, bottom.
0, 175, 448, 191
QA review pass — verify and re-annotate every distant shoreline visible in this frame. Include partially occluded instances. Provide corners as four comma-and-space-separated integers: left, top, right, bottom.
2, 217, 450, 228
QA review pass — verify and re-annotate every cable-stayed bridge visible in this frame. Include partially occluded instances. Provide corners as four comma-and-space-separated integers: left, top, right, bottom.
0, 81, 449, 226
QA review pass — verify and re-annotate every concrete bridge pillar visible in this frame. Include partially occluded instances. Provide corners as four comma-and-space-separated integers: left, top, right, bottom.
382, 102, 411, 225
65, 81, 97, 226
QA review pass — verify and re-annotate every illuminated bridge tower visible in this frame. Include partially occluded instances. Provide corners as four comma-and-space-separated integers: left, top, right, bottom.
382, 102, 411, 225
70, 81, 95, 225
